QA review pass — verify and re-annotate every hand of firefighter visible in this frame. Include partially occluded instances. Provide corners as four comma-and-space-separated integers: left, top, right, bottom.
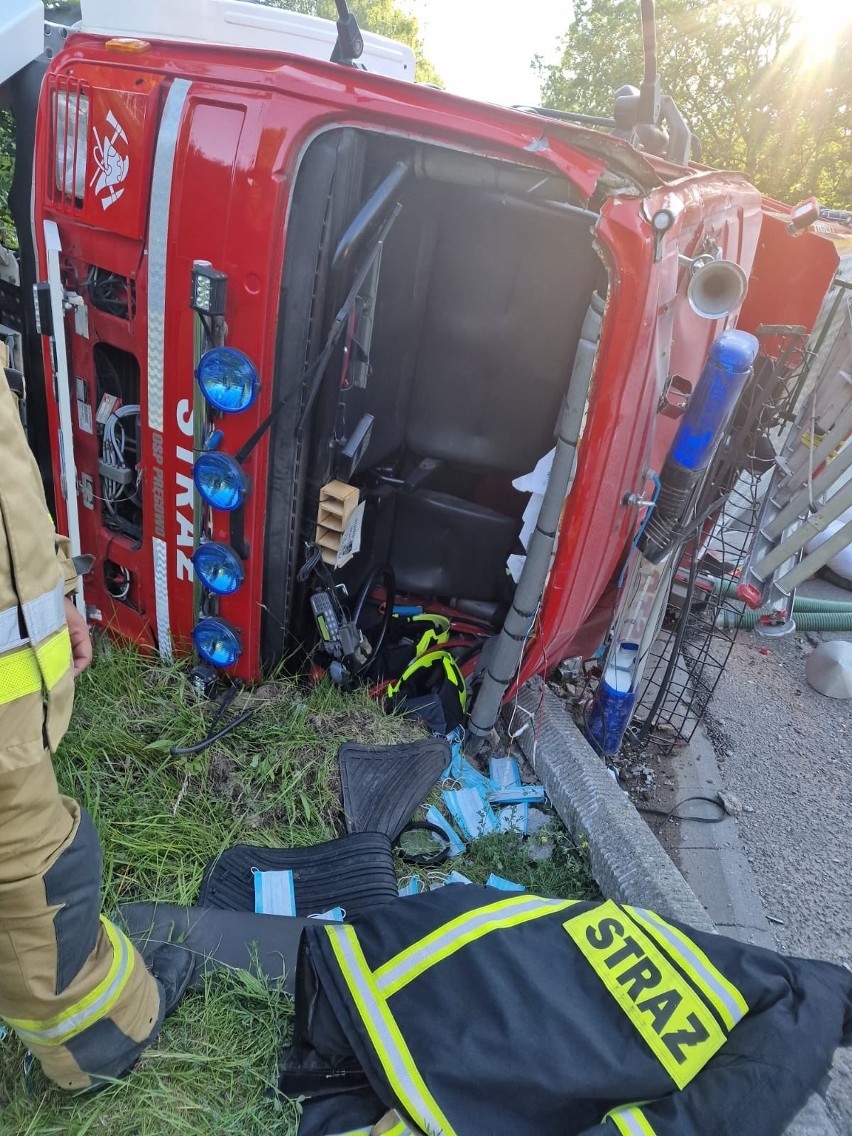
64, 597, 93, 677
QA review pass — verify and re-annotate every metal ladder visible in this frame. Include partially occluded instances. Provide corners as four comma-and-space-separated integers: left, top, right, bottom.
736, 278, 852, 620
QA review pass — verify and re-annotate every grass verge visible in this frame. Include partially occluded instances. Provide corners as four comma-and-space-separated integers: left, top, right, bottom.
0, 645, 597, 1133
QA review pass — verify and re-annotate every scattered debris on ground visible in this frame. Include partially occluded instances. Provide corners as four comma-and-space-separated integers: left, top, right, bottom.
0, 646, 596, 1134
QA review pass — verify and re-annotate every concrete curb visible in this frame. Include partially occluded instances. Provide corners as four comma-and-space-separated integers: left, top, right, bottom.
511, 680, 714, 931
668, 721, 776, 949
509, 678, 839, 1136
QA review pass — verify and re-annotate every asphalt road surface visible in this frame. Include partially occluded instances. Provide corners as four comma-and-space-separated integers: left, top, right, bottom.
705, 576, 852, 1130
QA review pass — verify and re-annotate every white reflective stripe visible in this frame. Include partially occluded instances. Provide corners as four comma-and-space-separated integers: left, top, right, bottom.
148, 78, 188, 661
607, 1106, 654, 1136
8, 921, 134, 1047
374, 896, 574, 996
0, 581, 65, 653
326, 926, 455, 1136
147, 77, 190, 434
0, 604, 26, 653
152, 536, 173, 661
23, 580, 66, 644
630, 907, 747, 1030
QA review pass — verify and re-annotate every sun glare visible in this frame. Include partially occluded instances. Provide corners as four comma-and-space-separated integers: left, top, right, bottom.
786, 0, 848, 64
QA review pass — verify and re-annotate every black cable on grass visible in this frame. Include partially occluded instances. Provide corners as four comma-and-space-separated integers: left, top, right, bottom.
637, 794, 727, 827
169, 709, 255, 757
170, 681, 255, 757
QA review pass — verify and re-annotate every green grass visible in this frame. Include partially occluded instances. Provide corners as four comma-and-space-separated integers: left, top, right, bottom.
0, 645, 597, 1134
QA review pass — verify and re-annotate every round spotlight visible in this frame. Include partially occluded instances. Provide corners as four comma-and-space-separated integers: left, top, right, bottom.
192, 617, 242, 668
193, 452, 248, 512
192, 542, 245, 596
196, 347, 259, 413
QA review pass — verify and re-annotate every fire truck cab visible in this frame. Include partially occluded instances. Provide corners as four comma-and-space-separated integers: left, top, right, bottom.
0, 0, 839, 746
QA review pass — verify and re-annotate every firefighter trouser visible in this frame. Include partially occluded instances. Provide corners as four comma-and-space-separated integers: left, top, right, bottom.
0, 361, 162, 1089
0, 752, 164, 1089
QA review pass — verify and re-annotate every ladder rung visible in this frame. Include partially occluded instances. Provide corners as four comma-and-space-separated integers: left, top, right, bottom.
775, 517, 852, 593
752, 477, 852, 581
764, 440, 852, 540
778, 392, 852, 495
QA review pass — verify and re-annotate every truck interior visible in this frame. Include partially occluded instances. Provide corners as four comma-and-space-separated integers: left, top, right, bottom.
263, 127, 608, 665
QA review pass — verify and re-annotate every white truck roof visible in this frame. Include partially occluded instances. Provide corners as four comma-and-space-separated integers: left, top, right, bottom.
0, 0, 44, 87
79, 0, 416, 82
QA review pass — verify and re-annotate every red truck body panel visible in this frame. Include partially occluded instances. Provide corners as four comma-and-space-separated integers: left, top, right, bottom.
31, 34, 838, 689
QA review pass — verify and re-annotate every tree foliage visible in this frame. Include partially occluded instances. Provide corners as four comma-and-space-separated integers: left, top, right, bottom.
0, 111, 13, 243
257, 0, 442, 85
535, 0, 852, 207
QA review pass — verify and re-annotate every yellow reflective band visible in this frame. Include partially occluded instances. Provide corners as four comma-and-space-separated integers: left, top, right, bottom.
35, 627, 72, 690
606, 1104, 658, 1136
386, 650, 466, 709
0, 645, 43, 705
563, 901, 726, 1090
5, 918, 135, 1047
624, 907, 749, 1031
375, 895, 578, 998
411, 615, 450, 657
383, 1122, 413, 1136
325, 925, 457, 1136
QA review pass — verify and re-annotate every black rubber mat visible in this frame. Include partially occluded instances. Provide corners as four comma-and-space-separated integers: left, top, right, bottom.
198, 831, 398, 918
339, 738, 450, 841
120, 903, 312, 995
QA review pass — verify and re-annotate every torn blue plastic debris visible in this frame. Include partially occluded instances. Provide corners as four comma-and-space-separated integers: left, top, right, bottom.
489, 756, 521, 788
497, 804, 529, 836
307, 906, 346, 922
490, 756, 530, 835
488, 785, 547, 806
441, 732, 492, 792
431, 870, 473, 888
485, 873, 526, 892
398, 877, 422, 897
424, 805, 466, 857
252, 867, 296, 916
444, 870, 473, 886
442, 786, 499, 841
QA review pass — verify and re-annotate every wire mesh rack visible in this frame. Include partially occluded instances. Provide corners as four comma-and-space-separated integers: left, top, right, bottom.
626, 324, 812, 750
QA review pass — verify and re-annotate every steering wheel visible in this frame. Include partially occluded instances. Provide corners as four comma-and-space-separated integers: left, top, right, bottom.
350, 563, 395, 677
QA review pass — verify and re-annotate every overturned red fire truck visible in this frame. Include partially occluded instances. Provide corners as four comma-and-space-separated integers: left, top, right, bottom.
0, 0, 840, 750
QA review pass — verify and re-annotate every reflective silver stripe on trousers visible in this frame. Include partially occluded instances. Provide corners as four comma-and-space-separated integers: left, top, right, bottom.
147, 77, 190, 435
374, 896, 569, 995
0, 581, 66, 653
10, 923, 133, 1046
330, 928, 448, 1136
632, 907, 746, 1027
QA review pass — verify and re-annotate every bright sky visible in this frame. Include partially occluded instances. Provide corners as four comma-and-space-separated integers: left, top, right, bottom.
407, 0, 572, 107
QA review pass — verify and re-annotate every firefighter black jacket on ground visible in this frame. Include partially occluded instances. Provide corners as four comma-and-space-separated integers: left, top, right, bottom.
291, 885, 852, 1135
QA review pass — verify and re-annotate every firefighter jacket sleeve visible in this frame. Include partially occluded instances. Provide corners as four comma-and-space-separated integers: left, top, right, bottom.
0, 366, 76, 755
1, 361, 79, 599
294, 886, 852, 1136
55, 533, 79, 598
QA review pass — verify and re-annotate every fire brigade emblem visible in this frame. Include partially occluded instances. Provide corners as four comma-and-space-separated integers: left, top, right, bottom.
90, 110, 130, 210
